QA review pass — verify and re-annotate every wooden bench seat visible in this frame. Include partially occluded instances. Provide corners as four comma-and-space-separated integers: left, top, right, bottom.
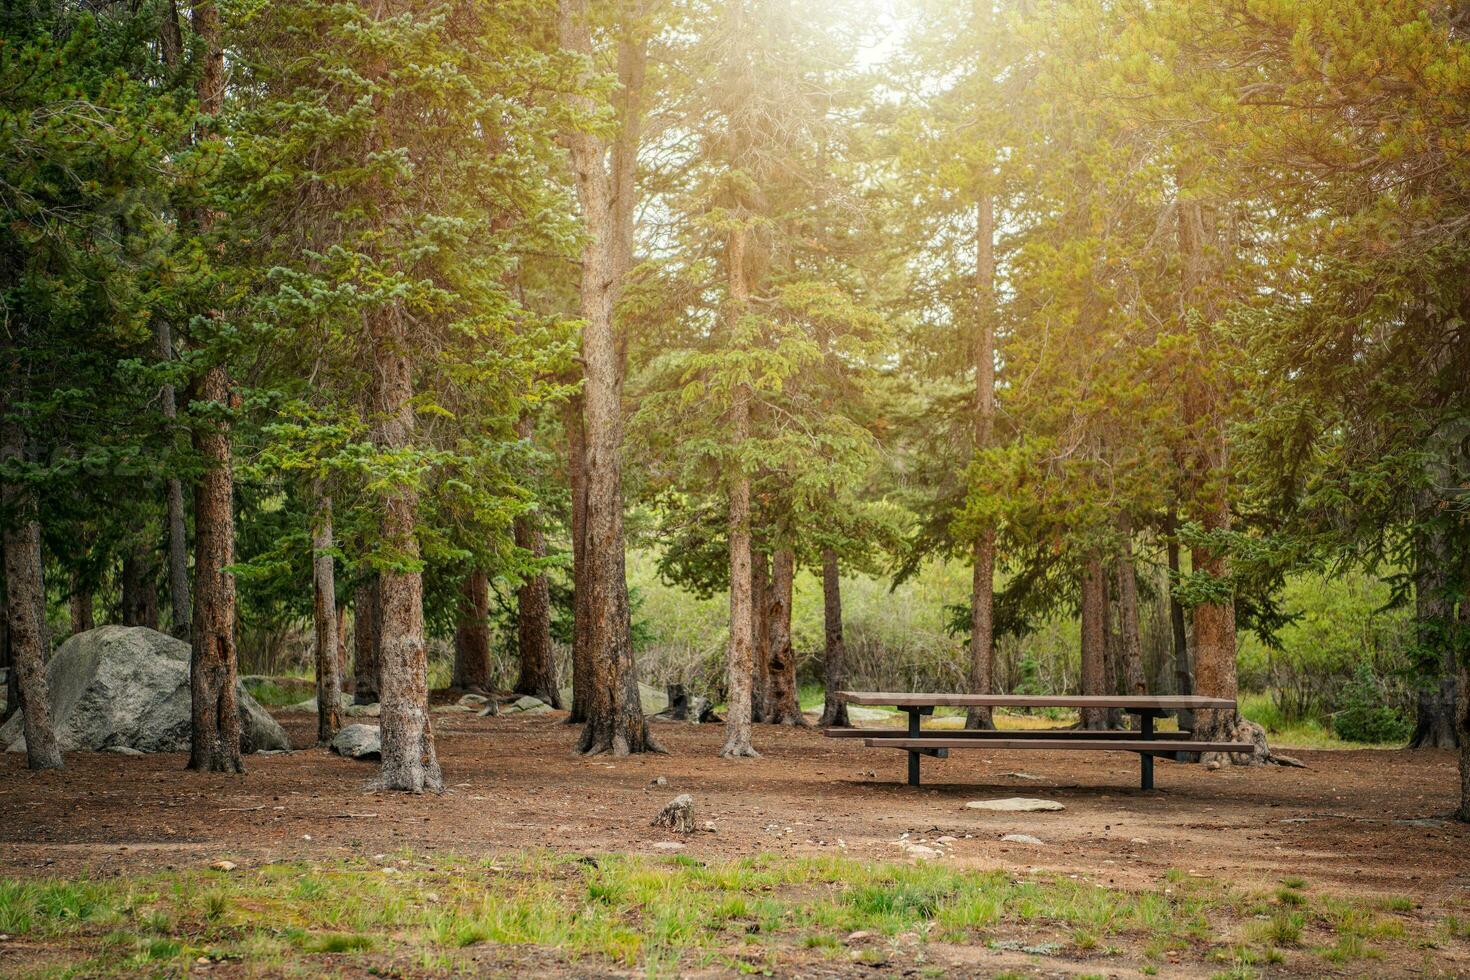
823, 727, 1161, 740
862, 737, 1253, 754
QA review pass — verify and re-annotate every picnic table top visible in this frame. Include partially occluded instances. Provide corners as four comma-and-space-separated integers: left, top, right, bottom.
838, 691, 1236, 710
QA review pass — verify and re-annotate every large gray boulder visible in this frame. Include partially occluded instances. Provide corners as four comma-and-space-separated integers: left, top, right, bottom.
0, 626, 290, 755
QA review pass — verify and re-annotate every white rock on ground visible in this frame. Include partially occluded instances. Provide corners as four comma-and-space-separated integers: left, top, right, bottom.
964, 798, 1065, 812
1000, 833, 1045, 845
0, 626, 288, 755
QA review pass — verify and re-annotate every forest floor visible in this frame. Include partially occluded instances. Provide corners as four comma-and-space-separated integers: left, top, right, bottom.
1, 706, 1468, 977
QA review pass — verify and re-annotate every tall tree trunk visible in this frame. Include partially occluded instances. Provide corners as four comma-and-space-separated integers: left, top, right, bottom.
1115, 519, 1148, 712
368, 308, 441, 792
1178, 187, 1242, 747
750, 545, 770, 723
1, 417, 62, 770
563, 392, 590, 723
0, 574, 14, 724
69, 580, 93, 635
721, 384, 758, 757
818, 546, 850, 728
1102, 570, 1124, 729
765, 547, 804, 726
157, 320, 191, 641
1165, 509, 1194, 731
1455, 576, 1469, 821
185, 0, 242, 775
188, 365, 243, 773
312, 484, 341, 745
1079, 556, 1108, 730
514, 519, 560, 708
561, 0, 657, 756
336, 604, 349, 690
1409, 515, 1458, 748
121, 548, 159, 630
453, 569, 492, 695
966, 192, 999, 731
353, 576, 381, 704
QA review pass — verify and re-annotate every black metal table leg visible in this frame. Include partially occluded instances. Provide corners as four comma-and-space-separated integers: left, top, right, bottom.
907, 708, 921, 786
1139, 712, 1155, 790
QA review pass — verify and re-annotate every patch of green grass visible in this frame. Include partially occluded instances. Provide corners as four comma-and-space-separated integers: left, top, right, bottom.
0, 851, 1440, 975
1251, 910, 1304, 946
1280, 875, 1307, 890
1275, 886, 1307, 907
241, 678, 310, 707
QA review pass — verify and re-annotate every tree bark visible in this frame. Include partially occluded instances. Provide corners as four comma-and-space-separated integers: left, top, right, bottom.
967, 192, 999, 731
818, 546, 850, 728
560, 0, 657, 756
312, 484, 342, 745
69, 581, 94, 635
563, 392, 590, 723
750, 545, 770, 723
188, 365, 243, 773
1, 418, 62, 770
765, 547, 804, 726
157, 320, 191, 641
121, 548, 159, 630
353, 576, 381, 704
1165, 509, 1194, 731
1079, 556, 1108, 730
1409, 519, 1459, 748
368, 308, 441, 792
453, 569, 492, 695
1455, 579, 1469, 821
514, 517, 560, 708
0, 573, 14, 724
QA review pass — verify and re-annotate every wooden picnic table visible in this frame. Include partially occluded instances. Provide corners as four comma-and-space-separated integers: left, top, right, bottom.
826, 691, 1251, 790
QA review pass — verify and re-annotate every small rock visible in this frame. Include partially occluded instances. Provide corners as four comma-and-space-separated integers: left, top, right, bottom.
652, 841, 685, 851
964, 797, 1065, 812
1130, 837, 1149, 845
1000, 771, 1042, 781
650, 775, 668, 787
457, 693, 490, 708
210, 860, 237, 871
702, 820, 718, 833
512, 695, 548, 712
1205, 759, 1221, 771
105, 745, 144, 756
846, 930, 872, 942
1000, 834, 1044, 846
936, 835, 958, 844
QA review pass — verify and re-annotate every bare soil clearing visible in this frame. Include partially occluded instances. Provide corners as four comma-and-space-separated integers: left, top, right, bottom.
2, 708, 1468, 975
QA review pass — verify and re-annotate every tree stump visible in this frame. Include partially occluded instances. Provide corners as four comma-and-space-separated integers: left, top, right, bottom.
651, 794, 695, 834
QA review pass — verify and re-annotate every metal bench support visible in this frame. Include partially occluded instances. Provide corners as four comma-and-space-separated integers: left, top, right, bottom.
1139, 712, 1155, 790
906, 706, 933, 787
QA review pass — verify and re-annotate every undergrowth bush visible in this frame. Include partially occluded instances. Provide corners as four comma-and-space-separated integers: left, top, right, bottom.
1331, 666, 1412, 744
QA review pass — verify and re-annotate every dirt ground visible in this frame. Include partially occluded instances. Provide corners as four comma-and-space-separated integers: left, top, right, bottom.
3, 708, 1466, 894
2, 707, 1468, 975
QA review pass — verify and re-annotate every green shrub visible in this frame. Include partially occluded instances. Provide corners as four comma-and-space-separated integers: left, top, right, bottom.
1331, 666, 1412, 744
